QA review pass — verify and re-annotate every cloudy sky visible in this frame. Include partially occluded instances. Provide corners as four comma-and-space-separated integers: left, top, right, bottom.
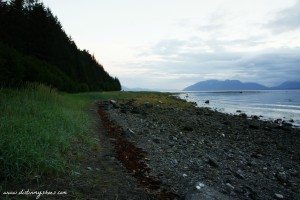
43, 0, 300, 90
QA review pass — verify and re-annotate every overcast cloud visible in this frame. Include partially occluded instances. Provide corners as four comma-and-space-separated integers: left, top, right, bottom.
267, 1, 300, 32
43, 0, 300, 90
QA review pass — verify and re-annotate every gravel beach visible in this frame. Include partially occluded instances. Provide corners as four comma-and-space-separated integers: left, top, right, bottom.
99, 95, 300, 200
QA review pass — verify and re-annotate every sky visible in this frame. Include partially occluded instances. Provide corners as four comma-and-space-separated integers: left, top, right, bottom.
42, 0, 300, 90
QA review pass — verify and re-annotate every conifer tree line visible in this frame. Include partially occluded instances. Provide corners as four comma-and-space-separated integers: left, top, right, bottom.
0, 0, 121, 92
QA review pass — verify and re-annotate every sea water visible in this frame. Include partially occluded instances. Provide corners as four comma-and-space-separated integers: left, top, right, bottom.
178, 90, 300, 127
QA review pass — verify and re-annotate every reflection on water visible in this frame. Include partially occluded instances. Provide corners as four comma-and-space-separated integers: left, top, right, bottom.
178, 90, 300, 127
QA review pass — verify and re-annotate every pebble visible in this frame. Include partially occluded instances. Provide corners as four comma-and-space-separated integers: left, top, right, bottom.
73, 171, 81, 176
195, 182, 205, 190
87, 167, 92, 171
110, 100, 120, 108
276, 172, 288, 184
105, 99, 299, 200
235, 169, 245, 179
226, 183, 235, 190
207, 156, 219, 168
275, 193, 284, 199
171, 159, 178, 166
153, 138, 160, 143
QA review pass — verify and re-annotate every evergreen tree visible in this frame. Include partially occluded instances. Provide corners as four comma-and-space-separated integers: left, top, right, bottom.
0, 0, 121, 92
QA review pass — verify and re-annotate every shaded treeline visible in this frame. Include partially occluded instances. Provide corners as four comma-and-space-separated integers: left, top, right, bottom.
0, 0, 121, 92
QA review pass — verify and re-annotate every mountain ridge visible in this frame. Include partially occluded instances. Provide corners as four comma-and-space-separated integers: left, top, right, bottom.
184, 80, 300, 91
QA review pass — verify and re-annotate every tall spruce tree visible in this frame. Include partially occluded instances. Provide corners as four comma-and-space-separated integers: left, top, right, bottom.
0, 0, 121, 92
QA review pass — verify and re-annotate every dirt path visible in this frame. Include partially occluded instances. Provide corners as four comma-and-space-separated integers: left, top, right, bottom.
98, 101, 180, 199
23, 102, 155, 200
0, 100, 154, 200
66, 102, 155, 199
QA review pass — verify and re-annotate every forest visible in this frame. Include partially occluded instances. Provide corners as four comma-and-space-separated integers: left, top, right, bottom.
0, 0, 121, 92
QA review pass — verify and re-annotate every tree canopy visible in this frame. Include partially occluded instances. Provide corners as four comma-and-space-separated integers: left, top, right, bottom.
0, 0, 121, 92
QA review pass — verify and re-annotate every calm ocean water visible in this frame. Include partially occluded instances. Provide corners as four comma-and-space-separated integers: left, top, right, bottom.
178, 90, 300, 127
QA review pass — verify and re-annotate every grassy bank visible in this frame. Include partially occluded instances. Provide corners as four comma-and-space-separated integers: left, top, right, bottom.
0, 84, 96, 183
0, 85, 200, 199
0, 85, 176, 183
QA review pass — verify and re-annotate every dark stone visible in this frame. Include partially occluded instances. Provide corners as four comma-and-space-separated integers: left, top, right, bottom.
207, 156, 219, 168
205, 100, 210, 104
239, 113, 247, 118
244, 185, 258, 200
144, 102, 153, 109
188, 161, 200, 172
169, 143, 174, 147
282, 121, 292, 127
169, 135, 177, 141
234, 169, 245, 179
122, 129, 135, 138
236, 110, 242, 113
274, 119, 282, 124
251, 115, 259, 120
263, 126, 272, 131
222, 121, 230, 126
275, 172, 288, 184
251, 152, 263, 158
120, 107, 128, 113
204, 112, 212, 116
181, 126, 194, 132
130, 107, 140, 114
249, 124, 259, 130
153, 138, 160, 143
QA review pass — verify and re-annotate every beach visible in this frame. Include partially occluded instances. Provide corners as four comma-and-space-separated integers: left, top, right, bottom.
99, 93, 300, 199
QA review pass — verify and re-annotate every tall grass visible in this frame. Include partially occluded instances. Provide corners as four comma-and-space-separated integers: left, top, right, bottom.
0, 84, 94, 181
0, 85, 176, 184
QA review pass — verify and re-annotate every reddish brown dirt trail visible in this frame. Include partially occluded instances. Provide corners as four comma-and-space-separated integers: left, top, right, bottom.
98, 101, 180, 199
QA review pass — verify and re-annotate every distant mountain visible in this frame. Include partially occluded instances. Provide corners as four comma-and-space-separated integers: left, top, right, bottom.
270, 81, 300, 90
184, 80, 268, 91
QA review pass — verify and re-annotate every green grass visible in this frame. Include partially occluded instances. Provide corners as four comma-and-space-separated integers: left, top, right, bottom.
0, 85, 190, 186
78, 91, 194, 109
0, 84, 96, 182
0, 85, 165, 182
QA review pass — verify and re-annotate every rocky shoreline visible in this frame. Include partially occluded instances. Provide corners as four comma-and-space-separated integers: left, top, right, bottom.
101, 95, 299, 200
